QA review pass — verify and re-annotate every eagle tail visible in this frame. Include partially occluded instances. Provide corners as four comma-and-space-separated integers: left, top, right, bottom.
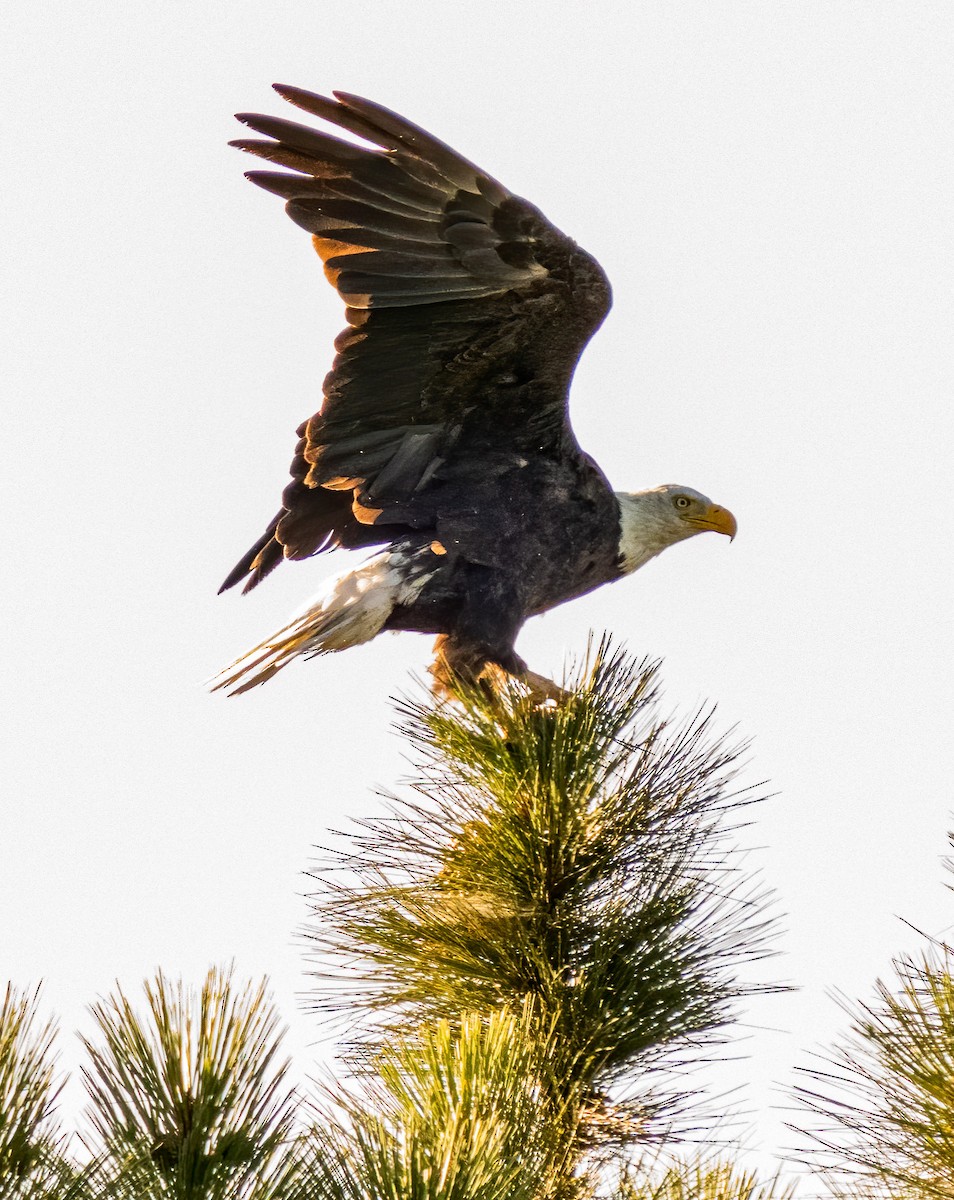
210, 546, 438, 696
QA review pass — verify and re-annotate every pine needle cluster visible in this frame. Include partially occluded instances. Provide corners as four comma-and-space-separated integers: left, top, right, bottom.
798, 939, 954, 1200
78, 966, 299, 1199
618, 1157, 796, 1200
305, 639, 776, 1154
296, 1003, 574, 1200
0, 984, 77, 1198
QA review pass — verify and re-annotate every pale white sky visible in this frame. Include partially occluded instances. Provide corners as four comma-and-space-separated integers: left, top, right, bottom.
3, 0, 954, 1177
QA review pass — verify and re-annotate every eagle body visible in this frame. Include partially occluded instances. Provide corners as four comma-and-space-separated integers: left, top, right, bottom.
382, 456, 624, 668
214, 87, 736, 697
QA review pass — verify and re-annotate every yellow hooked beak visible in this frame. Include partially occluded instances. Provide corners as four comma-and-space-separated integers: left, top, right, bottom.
685, 504, 737, 541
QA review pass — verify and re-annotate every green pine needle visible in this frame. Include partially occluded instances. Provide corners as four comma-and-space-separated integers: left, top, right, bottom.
617, 1156, 797, 1200
78, 965, 299, 1199
294, 1003, 579, 1200
0, 982, 79, 1197
798, 942, 954, 1199
306, 636, 777, 1148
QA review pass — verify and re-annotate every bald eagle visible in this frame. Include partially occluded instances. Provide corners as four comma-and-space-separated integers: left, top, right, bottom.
214, 86, 736, 700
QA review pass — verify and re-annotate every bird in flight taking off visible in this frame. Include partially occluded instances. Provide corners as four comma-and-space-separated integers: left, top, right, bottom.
214, 86, 737, 700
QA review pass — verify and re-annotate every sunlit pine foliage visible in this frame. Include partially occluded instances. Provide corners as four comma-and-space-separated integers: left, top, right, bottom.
293, 1002, 577, 1200
798, 939, 954, 1200
0, 983, 83, 1198
305, 637, 777, 1149
78, 966, 299, 1199
616, 1156, 796, 1200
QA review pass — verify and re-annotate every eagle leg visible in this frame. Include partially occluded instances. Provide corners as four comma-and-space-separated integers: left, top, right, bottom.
429, 637, 567, 707
429, 635, 497, 698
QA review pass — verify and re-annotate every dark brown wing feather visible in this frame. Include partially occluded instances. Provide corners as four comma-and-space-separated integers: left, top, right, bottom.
221, 86, 612, 593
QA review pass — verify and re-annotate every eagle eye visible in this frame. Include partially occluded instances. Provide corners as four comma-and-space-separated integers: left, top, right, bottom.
674, 496, 691, 509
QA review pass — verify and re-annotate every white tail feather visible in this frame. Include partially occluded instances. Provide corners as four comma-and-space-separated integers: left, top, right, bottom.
210, 548, 437, 696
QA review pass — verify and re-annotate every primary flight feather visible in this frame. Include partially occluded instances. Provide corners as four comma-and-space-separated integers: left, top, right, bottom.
214, 86, 736, 699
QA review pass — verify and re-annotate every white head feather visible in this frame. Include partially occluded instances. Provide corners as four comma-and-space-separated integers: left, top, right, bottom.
615, 485, 737, 575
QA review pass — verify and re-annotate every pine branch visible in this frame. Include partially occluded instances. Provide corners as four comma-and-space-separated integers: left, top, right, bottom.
616, 1155, 797, 1200
797, 942, 954, 1200
0, 982, 80, 1198
77, 965, 300, 1199
291, 1002, 579, 1200
305, 637, 778, 1153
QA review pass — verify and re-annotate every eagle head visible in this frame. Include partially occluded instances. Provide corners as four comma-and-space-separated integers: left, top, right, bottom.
615, 485, 737, 574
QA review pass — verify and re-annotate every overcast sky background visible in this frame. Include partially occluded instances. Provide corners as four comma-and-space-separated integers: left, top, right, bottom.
3, 0, 953, 1177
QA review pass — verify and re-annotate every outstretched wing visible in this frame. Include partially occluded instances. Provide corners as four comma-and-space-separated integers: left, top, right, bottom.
220, 86, 612, 593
